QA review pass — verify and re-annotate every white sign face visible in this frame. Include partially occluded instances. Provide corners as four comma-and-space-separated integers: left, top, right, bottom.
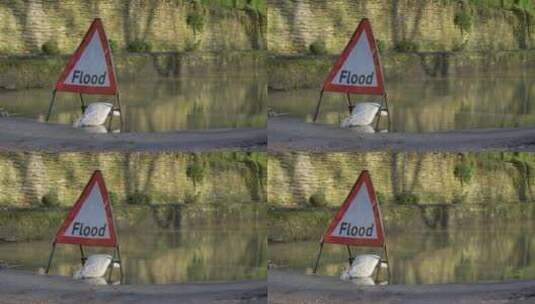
63, 31, 110, 88
322, 19, 384, 95
63, 183, 111, 239
329, 183, 377, 240
330, 31, 377, 88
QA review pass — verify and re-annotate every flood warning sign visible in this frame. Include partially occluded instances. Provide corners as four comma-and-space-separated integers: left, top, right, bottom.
55, 18, 117, 95
54, 170, 117, 247
323, 170, 385, 247
323, 18, 384, 95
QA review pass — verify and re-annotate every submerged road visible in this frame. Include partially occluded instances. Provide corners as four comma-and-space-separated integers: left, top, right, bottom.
0, 270, 267, 304
268, 117, 535, 152
269, 270, 535, 304
0, 118, 266, 152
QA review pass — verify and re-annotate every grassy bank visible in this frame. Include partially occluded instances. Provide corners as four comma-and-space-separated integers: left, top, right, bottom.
0, 51, 265, 90
3, 48, 535, 92
268, 204, 535, 242
0, 203, 265, 242
267, 50, 535, 91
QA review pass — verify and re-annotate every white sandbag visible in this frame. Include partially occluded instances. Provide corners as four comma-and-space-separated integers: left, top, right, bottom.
340, 102, 380, 128
348, 254, 381, 278
73, 102, 113, 127
73, 254, 112, 279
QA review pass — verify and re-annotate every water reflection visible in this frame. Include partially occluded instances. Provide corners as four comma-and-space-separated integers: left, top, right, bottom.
269, 206, 535, 285
1, 74, 266, 132
0, 206, 267, 284
269, 72, 535, 132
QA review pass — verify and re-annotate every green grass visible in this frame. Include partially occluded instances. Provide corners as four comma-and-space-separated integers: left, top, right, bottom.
447, 0, 535, 15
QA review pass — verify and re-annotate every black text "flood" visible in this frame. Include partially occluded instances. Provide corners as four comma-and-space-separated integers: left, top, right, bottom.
71, 70, 107, 85
338, 70, 374, 85
338, 222, 374, 237
71, 222, 107, 237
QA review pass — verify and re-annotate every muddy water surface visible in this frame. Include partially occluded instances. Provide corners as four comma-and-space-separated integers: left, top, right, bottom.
0, 206, 267, 284
269, 205, 535, 285
269, 71, 535, 132
0, 73, 266, 132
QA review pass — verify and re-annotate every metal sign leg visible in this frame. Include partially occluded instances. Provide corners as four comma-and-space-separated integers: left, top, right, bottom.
346, 93, 353, 114
384, 94, 392, 131
312, 241, 325, 274
108, 248, 116, 282
383, 244, 391, 282
116, 245, 124, 283
115, 93, 124, 131
79, 245, 86, 265
79, 93, 86, 113
45, 90, 57, 122
45, 243, 56, 274
346, 245, 354, 265
312, 90, 325, 123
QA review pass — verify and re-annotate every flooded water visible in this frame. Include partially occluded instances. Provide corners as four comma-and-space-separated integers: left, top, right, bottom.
0, 74, 266, 132
269, 205, 535, 285
0, 206, 267, 284
269, 151, 535, 285
0, 151, 267, 284
269, 71, 535, 132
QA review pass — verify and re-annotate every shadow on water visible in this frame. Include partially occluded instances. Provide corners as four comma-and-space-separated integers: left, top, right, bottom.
268, 71, 535, 133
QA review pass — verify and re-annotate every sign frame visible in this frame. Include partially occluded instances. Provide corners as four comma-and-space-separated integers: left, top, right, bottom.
312, 170, 391, 281
312, 18, 391, 130
45, 18, 124, 131
45, 170, 124, 283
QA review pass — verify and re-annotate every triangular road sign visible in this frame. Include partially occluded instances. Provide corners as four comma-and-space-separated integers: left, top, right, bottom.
55, 18, 117, 95
54, 170, 117, 247
323, 170, 385, 247
323, 18, 384, 95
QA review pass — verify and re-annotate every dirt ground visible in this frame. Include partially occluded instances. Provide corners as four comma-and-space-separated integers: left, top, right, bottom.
0, 118, 266, 152
0, 269, 267, 304
268, 117, 535, 152
268, 270, 535, 304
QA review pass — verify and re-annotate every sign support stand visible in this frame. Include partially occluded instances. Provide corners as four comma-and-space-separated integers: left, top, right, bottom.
46, 243, 123, 282
312, 241, 391, 280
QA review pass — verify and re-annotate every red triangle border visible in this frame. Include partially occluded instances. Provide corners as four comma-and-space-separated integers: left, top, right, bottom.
322, 18, 385, 95
55, 18, 117, 95
323, 170, 385, 247
54, 170, 117, 247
